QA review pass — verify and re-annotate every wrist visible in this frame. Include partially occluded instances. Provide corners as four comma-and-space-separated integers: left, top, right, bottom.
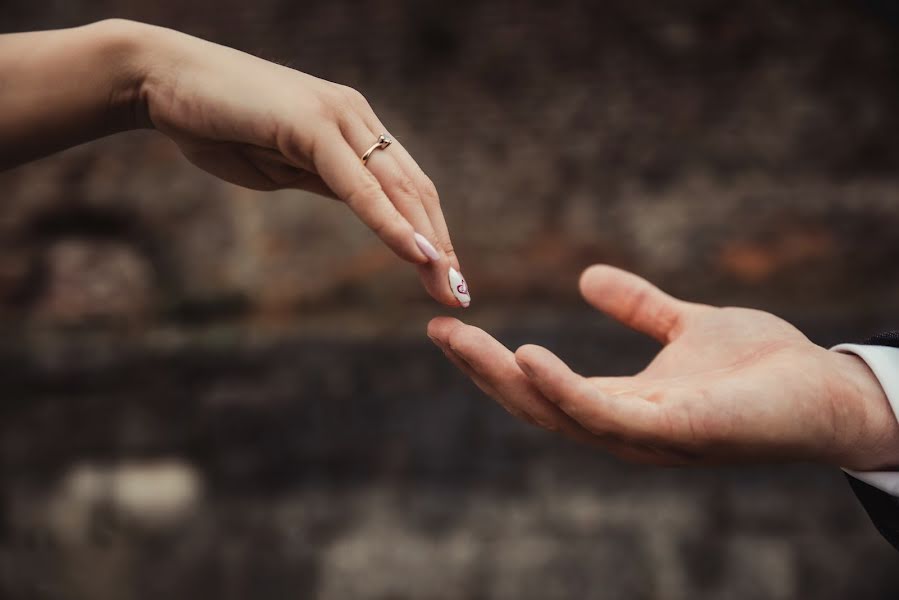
830, 350, 899, 470
80, 19, 156, 131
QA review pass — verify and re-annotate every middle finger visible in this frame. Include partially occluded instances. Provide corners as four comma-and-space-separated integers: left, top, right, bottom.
341, 116, 461, 306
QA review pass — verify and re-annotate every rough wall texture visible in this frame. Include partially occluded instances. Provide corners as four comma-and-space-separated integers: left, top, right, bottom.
2, 0, 899, 322
1, 1, 899, 598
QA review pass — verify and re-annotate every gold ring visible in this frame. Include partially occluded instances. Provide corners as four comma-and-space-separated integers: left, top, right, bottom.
361, 133, 393, 164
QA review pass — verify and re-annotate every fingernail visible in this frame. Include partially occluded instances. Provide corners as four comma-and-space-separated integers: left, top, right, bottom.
448, 267, 471, 308
414, 232, 441, 262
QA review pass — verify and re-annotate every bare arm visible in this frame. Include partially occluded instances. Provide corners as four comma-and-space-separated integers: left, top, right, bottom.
0, 19, 467, 306
0, 20, 142, 169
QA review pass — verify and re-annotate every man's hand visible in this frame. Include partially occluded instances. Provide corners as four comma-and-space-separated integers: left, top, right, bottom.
428, 265, 899, 470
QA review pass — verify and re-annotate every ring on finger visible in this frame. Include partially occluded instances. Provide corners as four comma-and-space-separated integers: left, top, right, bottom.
360, 133, 393, 165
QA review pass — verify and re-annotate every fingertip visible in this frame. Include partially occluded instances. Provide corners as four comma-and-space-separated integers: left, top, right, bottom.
445, 322, 489, 356
438, 292, 464, 307
514, 343, 541, 359
578, 263, 615, 297
447, 266, 471, 308
427, 316, 463, 341
421, 266, 464, 307
514, 344, 547, 376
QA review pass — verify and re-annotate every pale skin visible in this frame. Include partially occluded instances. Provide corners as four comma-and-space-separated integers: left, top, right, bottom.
0, 19, 464, 306
5, 21, 896, 472
429, 265, 899, 471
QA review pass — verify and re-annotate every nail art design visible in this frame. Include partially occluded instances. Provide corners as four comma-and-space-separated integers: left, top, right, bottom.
448, 267, 471, 308
414, 232, 441, 262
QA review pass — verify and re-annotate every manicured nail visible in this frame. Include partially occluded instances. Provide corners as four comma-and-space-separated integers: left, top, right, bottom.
414, 232, 441, 262
448, 267, 471, 308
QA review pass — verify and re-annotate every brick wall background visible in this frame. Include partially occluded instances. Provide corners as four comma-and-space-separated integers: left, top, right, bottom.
1, 1, 899, 598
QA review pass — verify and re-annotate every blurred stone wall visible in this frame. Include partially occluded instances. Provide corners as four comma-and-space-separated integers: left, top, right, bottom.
2, 326, 897, 599
2, 1, 899, 599
1, 0, 899, 324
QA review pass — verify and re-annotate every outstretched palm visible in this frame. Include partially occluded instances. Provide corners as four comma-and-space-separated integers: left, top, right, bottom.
428, 265, 899, 470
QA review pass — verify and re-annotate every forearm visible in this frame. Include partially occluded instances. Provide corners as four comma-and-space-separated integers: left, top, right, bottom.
0, 19, 147, 170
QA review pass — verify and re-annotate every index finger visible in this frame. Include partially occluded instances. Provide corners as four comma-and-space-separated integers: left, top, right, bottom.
428, 317, 596, 441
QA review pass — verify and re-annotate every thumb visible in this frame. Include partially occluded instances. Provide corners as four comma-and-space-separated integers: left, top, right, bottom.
578, 265, 689, 343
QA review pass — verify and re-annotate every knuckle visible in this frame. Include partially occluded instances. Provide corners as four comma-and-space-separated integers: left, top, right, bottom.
339, 85, 370, 108
389, 171, 420, 200
310, 94, 339, 121
343, 175, 383, 208
372, 211, 412, 241
625, 287, 652, 324
657, 306, 683, 341
418, 177, 441, 206
440, 241, 457, 260
446, 328, 467, 354
282, 133, 317, 170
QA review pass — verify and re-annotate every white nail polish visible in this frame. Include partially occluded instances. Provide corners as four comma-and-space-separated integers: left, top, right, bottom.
448, 267, 471, 308
414, 232, 441, 262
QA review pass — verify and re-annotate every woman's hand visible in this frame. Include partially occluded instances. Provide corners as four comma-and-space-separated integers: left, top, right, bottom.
131, 21, 466, 305
428, 265, 899, 470
0, 19, 466, 306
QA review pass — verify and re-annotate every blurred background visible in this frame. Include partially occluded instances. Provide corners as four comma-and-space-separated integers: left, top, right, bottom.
2, 0, 899, 598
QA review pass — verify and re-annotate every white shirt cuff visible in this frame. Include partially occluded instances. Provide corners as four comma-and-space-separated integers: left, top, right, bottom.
831, 343, 899, 497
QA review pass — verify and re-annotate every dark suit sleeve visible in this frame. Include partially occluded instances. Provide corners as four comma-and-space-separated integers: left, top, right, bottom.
847, 475, 899, 551
848, 332, 899, 551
